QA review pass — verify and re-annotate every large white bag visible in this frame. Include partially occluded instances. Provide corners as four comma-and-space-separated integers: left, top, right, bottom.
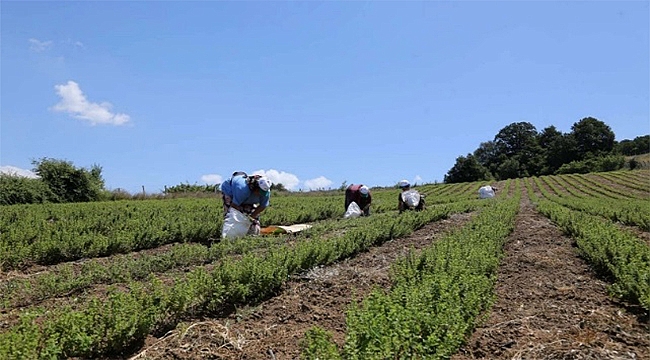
222, 208, 252, 239
344, 202, 362, 219
479, 185, 495, 199
401, 190, 421, 208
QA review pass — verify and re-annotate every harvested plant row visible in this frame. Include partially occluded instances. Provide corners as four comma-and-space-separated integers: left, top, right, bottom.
532, 177, 650, 230
0, 200, 480, 359
301, 180, 520, 359
526, 180, 650, 310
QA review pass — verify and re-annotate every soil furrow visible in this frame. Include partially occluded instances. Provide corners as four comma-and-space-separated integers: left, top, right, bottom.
453, 193, 649, 360
128, 212, 474, 360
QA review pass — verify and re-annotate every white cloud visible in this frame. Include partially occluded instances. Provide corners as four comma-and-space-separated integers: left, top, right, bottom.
64, 38, 84, 48
201, 174, 223, 185
51, 81, 131, 126
29, 38, 53, 52
413, 175, 423, 184
252, 169, 300, 190
0, 166, 39, 179
303, 176, 333, 190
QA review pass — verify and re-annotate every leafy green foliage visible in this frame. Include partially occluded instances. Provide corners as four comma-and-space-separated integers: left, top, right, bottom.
570, 117, 615, 159
301, 327, 341, 360
616, 135, 649, 156
444, 154, 492, 183
163, 182, 218, 194
1, 173, 647, 359
556, 154, 625, 174
32, 157, 105, 203
445, 117, 639, 182
0, 174, 55, 205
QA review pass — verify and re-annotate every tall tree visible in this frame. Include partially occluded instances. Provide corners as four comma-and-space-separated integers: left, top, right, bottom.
444, 154, 492, 183
616, 135, 650, 156
473, 141, 500, 176
493, 122, 542, 179
570, 117, 615, 159
538, 126, 577, 174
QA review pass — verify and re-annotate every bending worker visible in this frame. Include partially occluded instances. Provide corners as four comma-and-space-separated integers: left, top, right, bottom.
345, 184, 372, 216
220, 172, 272, 224
397, 179, 424, 213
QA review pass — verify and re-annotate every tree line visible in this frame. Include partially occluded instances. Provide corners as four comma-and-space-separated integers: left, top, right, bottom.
0, 158, 291, 205
444, 117, 649, 183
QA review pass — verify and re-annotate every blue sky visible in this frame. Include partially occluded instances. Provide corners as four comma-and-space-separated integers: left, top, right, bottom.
1, 1, 648, 193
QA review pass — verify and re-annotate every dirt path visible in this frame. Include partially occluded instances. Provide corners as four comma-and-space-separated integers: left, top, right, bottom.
453, 193, 649, 360
129, 212, 474, 360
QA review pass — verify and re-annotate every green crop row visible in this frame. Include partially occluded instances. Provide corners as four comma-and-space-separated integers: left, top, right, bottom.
0, 236, 285, 309
0, 200, 481, 359
300, 180, 519, 359
526, 180, 650, 310
532, 177, 650, 231
0, 195, 344, 270
562, 174, 635, 199
0, 181, 483, 271
592, 172, 650, 194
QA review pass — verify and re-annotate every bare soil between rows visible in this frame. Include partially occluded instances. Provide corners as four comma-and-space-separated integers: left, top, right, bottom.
127, 212, 475, 360
128, 192, 649, 360
453, 195, 649, 360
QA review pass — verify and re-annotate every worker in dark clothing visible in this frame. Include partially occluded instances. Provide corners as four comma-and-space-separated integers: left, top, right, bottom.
345, 184, 372, 216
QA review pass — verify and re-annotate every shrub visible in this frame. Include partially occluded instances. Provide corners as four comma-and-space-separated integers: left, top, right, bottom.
0, 174, 56, 205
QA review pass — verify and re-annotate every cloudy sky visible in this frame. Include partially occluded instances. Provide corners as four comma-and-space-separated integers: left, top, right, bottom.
1, 1, 648, 193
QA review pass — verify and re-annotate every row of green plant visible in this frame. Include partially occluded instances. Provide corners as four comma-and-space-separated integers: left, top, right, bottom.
525, 180, 650, 310
532, 177, 650, 231
0, 195, 344, 270
587, 171, 650, 196
1, 200, 445, 310
539, 175, 587, 198
0, 235, 283, 309
301, 180, 520, 359
0, 198, 482, 359
594, 171, 650, 194
0, 180, 482, 271
562, 174, 637, 199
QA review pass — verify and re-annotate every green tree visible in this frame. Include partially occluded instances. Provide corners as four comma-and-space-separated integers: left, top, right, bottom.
570, 117, 615, 160
473, 141, 500, 176
496, 158, 523, 179
616, 135, 650, 156
556, 154, 625, 174
31, 158, 105, 203
444, 154, 492, 183
538, 126, 577, 174
493, 122, 542, 179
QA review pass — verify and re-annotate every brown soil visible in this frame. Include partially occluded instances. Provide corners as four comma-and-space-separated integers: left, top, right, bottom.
128, 191, 650, 360
127, 212, 474, 360
452, 194, 649, 360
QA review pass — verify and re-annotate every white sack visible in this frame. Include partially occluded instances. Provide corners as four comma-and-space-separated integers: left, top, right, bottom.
344, 201, 362, 219
222, 208, 252, 239
401, 190, 421, 208
479, 185, 495, 199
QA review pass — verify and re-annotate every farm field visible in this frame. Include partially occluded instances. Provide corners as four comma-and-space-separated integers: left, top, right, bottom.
1, 170, 649, 359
